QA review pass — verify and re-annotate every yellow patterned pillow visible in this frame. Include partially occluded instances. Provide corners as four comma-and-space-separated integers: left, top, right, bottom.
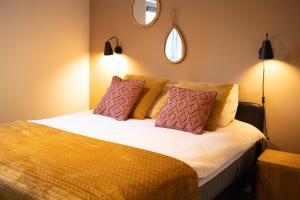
124, 74, 169, 119
177, 81, 234, 131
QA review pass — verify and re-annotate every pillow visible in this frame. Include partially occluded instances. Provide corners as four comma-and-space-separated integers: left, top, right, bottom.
124, 74, 169, 119
177, 81, 234, 131
155, 87, 217, 135
220, 84, 239, 127
93, 76, 145, 121
148, 82, 238, 125
147, 83, 176, 118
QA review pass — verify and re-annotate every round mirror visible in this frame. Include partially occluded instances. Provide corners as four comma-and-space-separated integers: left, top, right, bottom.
165, 25, 186, 64
131, 0, 160, 28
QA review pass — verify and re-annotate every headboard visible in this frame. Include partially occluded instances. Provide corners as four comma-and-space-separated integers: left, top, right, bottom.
235, 102, 265, 132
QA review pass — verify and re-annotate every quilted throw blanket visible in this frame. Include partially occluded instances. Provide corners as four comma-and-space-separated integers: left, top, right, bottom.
0, 121, 199, 200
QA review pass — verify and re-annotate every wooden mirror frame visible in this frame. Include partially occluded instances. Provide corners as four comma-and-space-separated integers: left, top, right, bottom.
164, 24, 186, 64
130, 0, 161, 28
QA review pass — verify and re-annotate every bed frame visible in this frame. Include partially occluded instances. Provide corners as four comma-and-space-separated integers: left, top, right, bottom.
199, 102, 265, 200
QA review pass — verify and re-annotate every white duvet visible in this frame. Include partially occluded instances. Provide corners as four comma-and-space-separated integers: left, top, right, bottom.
31, 111, 265, 186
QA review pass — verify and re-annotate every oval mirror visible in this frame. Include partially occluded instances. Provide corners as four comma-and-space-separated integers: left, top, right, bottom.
131, 0, 160, 27
165, 26, 186, 63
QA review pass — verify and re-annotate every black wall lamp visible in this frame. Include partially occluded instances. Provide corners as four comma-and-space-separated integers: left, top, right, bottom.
258, 33, 274, 106
259, 33, 274, 60
104, 36, 122, 56
258, 33, 274, 136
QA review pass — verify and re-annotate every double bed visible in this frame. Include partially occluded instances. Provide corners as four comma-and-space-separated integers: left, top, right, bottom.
0, 102, 265, 200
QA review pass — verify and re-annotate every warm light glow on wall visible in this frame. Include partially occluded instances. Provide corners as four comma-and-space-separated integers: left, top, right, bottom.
90, 53, 148, 108
60, 56, 90, 93
237, 60, 300, 103
98, 54, 145, 78
49, 55, 89, 111
237, 62, 262, 103
262, 60, 300, 109
98, 54, 130, 77
237, 59, 300, 147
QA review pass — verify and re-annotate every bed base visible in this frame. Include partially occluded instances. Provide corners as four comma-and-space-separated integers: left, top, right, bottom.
199, 102, 265, 200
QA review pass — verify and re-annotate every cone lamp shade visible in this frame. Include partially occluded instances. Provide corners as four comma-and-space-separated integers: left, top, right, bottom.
104, 36, 122, 56
259, 33, 274, 60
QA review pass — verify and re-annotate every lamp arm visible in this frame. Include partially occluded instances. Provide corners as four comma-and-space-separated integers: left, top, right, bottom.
262, 60, 265, 105
107, 36, 119, 47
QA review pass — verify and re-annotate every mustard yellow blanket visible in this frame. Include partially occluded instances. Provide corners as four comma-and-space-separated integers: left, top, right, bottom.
0, 121, 199, 200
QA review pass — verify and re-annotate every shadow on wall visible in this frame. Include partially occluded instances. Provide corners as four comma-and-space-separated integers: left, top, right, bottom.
290, 45, 300, 66
272, 34, 300, 67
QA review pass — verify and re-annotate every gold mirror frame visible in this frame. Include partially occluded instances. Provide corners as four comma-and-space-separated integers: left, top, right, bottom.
164, 24, 186, 64
130, 0, 161, 28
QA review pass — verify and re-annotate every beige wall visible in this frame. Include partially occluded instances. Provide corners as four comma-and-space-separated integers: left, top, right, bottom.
0, 0, 90, 122
90, 0, 300, 153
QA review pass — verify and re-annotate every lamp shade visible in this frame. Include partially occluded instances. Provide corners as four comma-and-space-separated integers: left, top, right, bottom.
259, 33, 274, 60
104, 41, 113, 55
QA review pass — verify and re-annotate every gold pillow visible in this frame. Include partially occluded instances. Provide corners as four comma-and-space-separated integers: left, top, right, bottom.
177, 81, 234, 131
148, 92, 169, 119
124, 74, 169, 119
147, 83, 175, 119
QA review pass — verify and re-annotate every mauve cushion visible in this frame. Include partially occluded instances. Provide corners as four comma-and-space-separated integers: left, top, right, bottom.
155, 87, 217, 134
93, 76, 145, 120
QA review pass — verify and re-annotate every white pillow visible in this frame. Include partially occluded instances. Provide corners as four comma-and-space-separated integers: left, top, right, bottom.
218, 84, 239, 127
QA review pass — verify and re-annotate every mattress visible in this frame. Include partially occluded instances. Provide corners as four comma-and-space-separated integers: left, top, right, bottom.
31, 110, 265, 187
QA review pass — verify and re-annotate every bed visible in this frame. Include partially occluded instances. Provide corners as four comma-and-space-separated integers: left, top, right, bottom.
0, 102, 265, 200
200, 102, 265, 200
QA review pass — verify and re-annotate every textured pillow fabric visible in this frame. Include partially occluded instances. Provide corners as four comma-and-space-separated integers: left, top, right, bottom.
124, 74, 169, 119
147, 83, 176, 119
177, 81, 234, 131
155, 87, 217, 135
93, 76, 145, 121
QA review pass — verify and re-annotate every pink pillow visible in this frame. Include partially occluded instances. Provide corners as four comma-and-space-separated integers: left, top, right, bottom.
93, 76, 145, 120
155, 87, 217, 134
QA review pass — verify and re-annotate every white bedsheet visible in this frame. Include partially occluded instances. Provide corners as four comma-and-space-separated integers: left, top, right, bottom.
31, 111, 265, 186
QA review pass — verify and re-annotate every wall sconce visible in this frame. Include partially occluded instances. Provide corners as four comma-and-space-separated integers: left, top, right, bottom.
259, 33, 274, 105
259, 33, 274, 60
258, 33, 274, 136
104, 36, 122, 56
